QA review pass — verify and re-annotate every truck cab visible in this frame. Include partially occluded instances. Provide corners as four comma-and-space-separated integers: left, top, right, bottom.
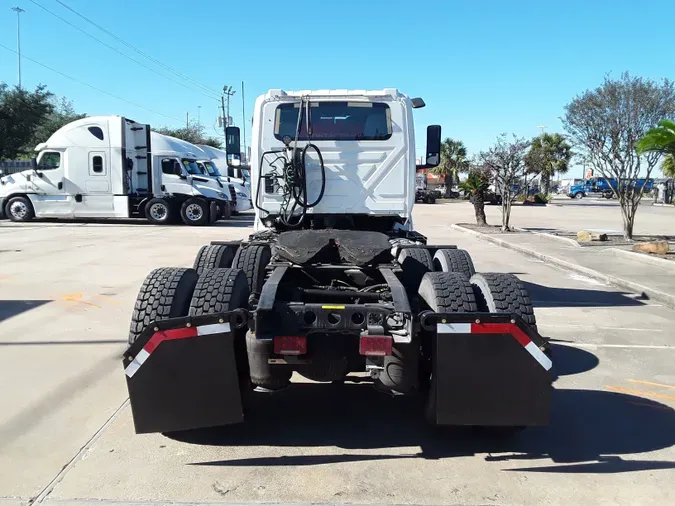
196, 144, 253, 212
0, 117, 232, 225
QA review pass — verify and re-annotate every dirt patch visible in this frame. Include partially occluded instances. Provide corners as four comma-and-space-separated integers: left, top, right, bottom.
456, 223, 522, 235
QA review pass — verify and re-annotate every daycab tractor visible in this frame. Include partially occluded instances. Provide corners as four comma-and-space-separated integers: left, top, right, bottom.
124, 89, 553, 435
0, 116, 231, 226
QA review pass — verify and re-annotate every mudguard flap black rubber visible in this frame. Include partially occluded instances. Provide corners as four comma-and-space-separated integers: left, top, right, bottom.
123, 310, 248, 434
423, 312, 553, 426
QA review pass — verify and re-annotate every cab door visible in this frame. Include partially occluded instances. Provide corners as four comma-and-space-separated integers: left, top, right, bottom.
30, 151, 73, 217
73, 152, 115, 217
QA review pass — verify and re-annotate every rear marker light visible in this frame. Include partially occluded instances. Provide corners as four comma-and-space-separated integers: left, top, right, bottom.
274, 336, 307, 355
359, 336, 393, 356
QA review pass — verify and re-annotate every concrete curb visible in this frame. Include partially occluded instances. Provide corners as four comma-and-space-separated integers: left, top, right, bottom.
608, 247, 675, 270
451, 224, 675, 309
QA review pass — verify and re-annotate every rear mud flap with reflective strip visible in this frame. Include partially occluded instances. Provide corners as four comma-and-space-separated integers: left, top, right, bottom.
421, 312, 553, 427
123, 310, 248, 434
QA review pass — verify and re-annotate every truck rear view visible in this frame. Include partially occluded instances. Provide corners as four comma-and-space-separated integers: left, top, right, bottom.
123, 89, 553, 435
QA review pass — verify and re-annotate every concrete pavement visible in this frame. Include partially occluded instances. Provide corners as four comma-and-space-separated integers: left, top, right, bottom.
1, 209, 674, 506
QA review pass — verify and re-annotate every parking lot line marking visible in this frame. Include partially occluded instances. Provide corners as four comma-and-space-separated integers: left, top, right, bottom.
59, 293, 103, 308
628, 379, 675, 390
605, 385, 675, 401
538, 324, 662, 332
556, 343, 674, 350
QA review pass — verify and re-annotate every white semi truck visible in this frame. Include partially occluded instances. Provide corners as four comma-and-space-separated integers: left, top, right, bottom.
195, 144, 253, 212
0, 116, 232, 225
123, 89, 552, 435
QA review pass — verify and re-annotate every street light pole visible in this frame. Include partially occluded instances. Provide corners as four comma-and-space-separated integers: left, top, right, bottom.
11, 7, 25, 88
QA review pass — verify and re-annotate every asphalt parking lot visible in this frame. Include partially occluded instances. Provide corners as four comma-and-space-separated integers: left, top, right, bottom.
1, 204, 674, 506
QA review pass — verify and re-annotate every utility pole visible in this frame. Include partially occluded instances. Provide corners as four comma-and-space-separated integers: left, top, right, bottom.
11, 7, 25, 88
241, 81, 246, 163
186, 111, 189, 129
537, 125, 547, 135
197, 105, 201, 127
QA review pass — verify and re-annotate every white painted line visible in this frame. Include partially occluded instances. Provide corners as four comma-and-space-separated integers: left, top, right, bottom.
197, 322, 231, 336
538, 324, 663, 332
437, 323, 471, 333
556, 343, 675, 350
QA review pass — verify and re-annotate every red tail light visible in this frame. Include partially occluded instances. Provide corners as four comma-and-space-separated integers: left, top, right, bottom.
359, 336, 393, 356
274, 336, 307, 355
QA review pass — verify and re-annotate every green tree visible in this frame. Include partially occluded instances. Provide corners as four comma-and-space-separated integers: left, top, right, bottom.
27, 97, 86, 151
0, 84, 55, 160
636, 119, 675, 157
479, 134, 530, 232
563, 72, 675, 239
662, 154, 675, 178
459, 167, 491, 226
154, 121, 223, 149
432, 138, 470, 197
524, 133, 573, 195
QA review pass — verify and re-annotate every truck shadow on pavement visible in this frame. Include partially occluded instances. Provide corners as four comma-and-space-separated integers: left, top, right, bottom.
0, 299, 51, 322
173, 377, 675, 474
522, 281, 647, 307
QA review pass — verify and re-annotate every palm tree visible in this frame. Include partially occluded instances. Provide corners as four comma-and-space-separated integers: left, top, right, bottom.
662, 154, 675, 178
524, 133, 573, 195
636, 119, 675, 157
459, 168, 490, 226
432, 138, 470, 197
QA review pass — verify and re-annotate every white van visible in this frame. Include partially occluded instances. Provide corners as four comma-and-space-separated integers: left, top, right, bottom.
0, 116, 231, 225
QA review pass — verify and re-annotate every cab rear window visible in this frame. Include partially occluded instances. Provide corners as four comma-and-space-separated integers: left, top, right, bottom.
274, 101, 392, 141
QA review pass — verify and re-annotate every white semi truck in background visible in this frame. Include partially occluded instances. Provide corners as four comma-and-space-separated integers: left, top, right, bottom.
0, 116, 233, 225
196, 144, 253, 213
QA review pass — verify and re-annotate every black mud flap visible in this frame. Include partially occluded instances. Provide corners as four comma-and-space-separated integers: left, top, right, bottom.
421, 312, 553, 427
123, 310, 248, 434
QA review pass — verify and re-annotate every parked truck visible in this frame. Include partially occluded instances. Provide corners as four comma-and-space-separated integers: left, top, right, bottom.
0, 116, 232, 225
123, 89, 552, 435
568, 176, 654, 199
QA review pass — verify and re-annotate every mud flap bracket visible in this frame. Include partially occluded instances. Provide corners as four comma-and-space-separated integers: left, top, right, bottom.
123, 309, 248, 434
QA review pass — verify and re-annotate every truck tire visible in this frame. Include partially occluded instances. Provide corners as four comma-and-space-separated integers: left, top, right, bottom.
433, 249, 476, 278
5, 196, 35, 222
418, 272, 477, 424
469, 273, 537, 330
426, 193, 436, 204
232, 244, 271, 294
144, 198, 172, 225
128, 267, 198, 345
398, 247, 433, 292
193, 244, 236, 275
188, 268, 253, 398
180, 197, 209, 226
574, 192, 584, 199
419, 272, 478, 313
220, 201, 232, 220
188, 268, 250, 316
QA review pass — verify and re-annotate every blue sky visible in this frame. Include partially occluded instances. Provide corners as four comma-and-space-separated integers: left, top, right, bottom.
1, 0, 674, 177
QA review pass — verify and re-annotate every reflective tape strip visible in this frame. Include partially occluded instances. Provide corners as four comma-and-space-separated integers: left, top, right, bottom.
197, 322, 231, 335
437, 323, 471, 333
524, 340, 553, 371
435, 320, 552, 371
125, 321, 231, 378
125, 348, 150, 378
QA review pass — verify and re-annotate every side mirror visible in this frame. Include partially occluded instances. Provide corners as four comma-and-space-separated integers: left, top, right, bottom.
226, 126, 241, 166
424, 125, 441, 168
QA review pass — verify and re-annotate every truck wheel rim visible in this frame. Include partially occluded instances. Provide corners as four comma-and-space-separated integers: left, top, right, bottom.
185, 203, 203, 221
149, 203, 167, 221
9, 201, 27, 219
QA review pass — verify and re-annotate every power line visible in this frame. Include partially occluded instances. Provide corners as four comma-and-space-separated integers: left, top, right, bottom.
28, 0, 219, 101
0, 42, 181, 122
52, 0, 221, 97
